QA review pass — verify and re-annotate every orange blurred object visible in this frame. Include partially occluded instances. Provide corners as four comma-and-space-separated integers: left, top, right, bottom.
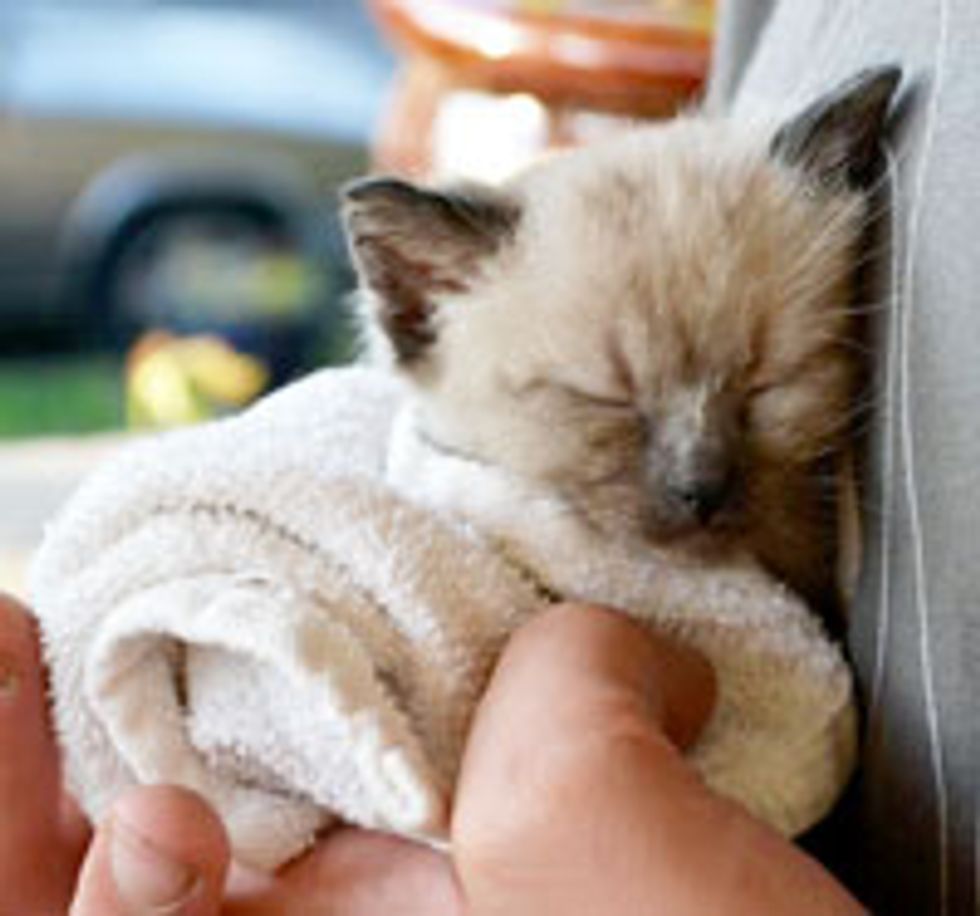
370, 0, 713, 178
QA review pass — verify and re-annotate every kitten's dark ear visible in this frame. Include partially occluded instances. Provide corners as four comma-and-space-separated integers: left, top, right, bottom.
770, 66, 901, 189
341, 177, 520, 364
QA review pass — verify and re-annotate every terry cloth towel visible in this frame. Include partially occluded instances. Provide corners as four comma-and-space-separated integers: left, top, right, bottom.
31, 367, 857, 871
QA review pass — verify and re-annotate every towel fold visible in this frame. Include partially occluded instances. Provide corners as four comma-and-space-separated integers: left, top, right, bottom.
31, 367, 856, 871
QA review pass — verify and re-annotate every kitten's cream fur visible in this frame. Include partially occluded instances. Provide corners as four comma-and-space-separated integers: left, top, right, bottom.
343, 69, 899, 619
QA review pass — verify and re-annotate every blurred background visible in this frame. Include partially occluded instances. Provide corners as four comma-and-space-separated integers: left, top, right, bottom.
0, 0, 396, 433
0, 0, 713, 592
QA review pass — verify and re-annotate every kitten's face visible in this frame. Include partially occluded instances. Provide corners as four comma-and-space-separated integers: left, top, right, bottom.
413, 136, 860, 543
344, 68, 898, 593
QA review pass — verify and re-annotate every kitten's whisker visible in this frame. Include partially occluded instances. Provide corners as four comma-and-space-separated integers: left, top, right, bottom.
817, 495, 895, 529
844, 301, 893, 318
786, 215, 866, 283
777, 259, 882, 311
802, 408, 884, 450
809, 407, 881, 442
779, 238, 896, 307
837, 398, 882, 423
829, 338, 879, 358
778, 185, 897, 301
846, 242, 899, 274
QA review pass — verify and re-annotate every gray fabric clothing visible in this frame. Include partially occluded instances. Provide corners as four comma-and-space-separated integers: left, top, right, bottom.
710, 2, 979, 913
704, 0, 776, 112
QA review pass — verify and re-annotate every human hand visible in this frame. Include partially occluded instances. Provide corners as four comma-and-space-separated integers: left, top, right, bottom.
0, 592, 459, 915
4, 594, 864, 915
452, 604, 866, 914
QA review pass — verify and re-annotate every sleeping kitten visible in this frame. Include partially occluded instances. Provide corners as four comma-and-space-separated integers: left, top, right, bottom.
341, 68, 899, 623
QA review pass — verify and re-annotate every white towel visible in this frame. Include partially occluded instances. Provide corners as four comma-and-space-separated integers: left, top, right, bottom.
30, 366, 856, 871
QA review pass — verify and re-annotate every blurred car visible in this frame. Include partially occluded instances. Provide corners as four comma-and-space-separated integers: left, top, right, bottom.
0, 0, 393, 368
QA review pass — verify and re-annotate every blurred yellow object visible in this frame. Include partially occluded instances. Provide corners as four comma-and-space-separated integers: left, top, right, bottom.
126, 331, 269, 429
514, 0, 714, 25
517, 0, 563, 13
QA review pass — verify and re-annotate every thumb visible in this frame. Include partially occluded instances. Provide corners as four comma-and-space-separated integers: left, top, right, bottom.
452, 603, 716, 914
70, 786, 230, 916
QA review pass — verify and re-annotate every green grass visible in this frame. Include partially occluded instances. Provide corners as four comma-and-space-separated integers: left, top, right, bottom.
0, 355, 125, 438
0, 312, 359, 440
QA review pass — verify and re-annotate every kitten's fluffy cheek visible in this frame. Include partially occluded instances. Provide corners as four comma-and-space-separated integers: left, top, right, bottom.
749, 384, 844, 460
560, 478, 651, 538
419, 401, 586, 481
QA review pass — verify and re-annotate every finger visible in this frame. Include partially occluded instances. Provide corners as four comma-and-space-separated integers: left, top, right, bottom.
70, 785, 230, 916
525, 602, 717, 747
61, 790, 95, 857
453, 604, 859, 916
0, 593, 78, 911
225, 828, 461, 916
453, 604, 714, 883
458, 603, 715, 818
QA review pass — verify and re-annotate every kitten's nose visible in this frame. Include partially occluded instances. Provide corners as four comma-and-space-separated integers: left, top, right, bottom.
669, 477, 732, 524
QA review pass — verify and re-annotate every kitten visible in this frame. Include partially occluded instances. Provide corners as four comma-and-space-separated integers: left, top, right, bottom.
341, 68, 899, 624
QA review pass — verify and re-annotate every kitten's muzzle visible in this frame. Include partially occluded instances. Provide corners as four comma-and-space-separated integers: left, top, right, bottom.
667, 473, 735, 525
648, 437, 742, 531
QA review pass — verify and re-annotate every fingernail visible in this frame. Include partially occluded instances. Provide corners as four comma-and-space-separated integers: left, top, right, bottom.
0, 653, 19, 701
110, 817, 201, 914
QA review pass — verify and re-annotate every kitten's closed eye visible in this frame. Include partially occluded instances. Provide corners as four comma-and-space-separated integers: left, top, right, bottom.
744, 379, 781, 399
550, 382, 638, 412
